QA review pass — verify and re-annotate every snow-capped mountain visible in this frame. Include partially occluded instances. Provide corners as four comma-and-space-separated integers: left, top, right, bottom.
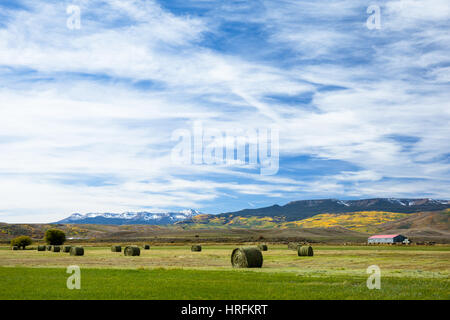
54, 198, 450, 226
55, 209, 202, 225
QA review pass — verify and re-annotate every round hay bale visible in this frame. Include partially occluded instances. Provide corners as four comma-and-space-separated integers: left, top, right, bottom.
258, 244, 268, 251
11, 246, 19, 250
288, 242, 300, 250
231, 247, 263, 268
144, 244, 150, 250
46, 245, 52, 251
191, 245, 202, 252
63, 246, 72, 253
124, 246, 140, 256
111, 245, 122, 252
298, 245, 314, 257
52, 245, 61, 252
37, 245, 46, 251
70, 247, 84, 256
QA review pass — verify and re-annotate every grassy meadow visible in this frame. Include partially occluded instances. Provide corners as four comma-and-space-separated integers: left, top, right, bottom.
0, 244, 449, 299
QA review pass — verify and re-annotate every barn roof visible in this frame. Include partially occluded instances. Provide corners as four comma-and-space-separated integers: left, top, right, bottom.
368, 234, 401, 239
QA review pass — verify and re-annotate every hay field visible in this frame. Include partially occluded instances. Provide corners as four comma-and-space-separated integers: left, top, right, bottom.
0, 245, 449, 299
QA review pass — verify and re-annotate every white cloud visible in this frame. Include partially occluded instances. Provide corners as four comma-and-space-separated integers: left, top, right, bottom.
0, 0, 448, 222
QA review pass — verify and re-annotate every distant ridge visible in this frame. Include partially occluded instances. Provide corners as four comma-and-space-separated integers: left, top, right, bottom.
219, 198, 450, 221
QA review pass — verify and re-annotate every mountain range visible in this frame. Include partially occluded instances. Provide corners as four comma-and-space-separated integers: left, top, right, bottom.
54, 198, 450, 226
55, 209, 201, 225
217, 198, 450, 221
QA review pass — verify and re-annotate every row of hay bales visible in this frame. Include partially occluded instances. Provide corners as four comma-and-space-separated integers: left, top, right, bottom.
30, 243, 312, 268
35, 245, 84, 256
110, 243, 266, 267
110, 244, 204, 254
109, 243, 308, 269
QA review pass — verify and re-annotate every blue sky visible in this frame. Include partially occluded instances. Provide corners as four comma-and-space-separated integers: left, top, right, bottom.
0, 0, 449, 222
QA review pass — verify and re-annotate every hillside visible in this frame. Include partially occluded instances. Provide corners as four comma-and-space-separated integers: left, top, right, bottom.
177, 211, 410, 232
376, 210, 450, 240
220, 198, 450, 220
280, 211, 409, 233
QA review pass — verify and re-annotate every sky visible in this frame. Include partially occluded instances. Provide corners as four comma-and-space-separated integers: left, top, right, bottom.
0, 0, 449, 223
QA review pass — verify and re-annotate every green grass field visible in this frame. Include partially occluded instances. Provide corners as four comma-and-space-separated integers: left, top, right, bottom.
0, 245, 449, 299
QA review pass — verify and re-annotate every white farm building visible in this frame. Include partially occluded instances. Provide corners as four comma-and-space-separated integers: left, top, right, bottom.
368, 234, 408, 244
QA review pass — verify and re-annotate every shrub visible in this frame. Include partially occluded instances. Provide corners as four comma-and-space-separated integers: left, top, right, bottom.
44, 229, 66, 245
11, 236, 32, 250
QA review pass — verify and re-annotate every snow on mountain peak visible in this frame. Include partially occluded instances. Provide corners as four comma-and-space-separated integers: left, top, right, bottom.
58, 209, 202, 225
66, 213, 84, 220
336, 200, 350, 206
178, 209, 201, 215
